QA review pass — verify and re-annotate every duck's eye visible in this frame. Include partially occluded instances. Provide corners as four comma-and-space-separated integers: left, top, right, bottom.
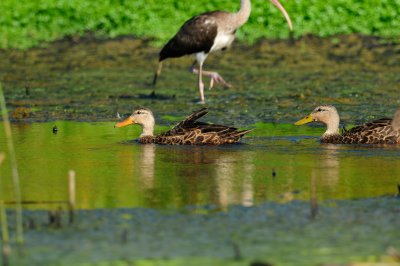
317, 108, 322, 112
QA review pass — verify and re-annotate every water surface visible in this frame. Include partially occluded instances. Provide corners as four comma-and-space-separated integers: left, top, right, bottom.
1, 121, 399, 210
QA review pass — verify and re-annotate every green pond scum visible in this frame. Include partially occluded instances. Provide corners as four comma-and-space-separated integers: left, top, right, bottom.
0, 34, 399, 123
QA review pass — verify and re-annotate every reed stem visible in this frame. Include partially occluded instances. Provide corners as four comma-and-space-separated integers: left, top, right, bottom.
0, 83, 24, 243
68, 170, 76, 224
0, 201, 9, 244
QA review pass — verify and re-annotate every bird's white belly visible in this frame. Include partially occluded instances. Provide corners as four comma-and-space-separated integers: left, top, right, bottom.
210, 31, 235, 52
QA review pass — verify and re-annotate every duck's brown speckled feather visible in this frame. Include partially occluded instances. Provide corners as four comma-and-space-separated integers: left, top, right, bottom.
322, 118, 400, 144
139, 108, 251, 145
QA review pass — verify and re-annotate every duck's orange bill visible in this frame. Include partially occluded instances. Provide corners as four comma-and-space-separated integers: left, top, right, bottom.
114, 118, 133, 128
294, 115, 313, 125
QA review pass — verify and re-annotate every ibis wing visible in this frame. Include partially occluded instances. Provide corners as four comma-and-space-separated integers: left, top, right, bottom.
159, 12, 221, 61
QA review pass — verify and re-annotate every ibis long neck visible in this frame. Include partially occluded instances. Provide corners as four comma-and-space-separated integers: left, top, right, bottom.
234, 0, 251, 28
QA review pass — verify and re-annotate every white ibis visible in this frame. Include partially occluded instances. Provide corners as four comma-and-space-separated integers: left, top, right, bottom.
152, 0, 293, 104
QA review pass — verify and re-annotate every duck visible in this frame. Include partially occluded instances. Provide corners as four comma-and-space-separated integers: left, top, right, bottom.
294, 105, 400, 144
115, 107, 252, 145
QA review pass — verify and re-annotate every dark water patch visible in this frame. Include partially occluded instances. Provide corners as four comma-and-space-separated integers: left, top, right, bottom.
3, 197, 400, 265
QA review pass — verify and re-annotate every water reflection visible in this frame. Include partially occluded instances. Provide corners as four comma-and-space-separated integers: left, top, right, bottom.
1, 122, 400, 210
138, 146, 257, 208
314, 145, 340, 186
138, 144, 156, 189
214, 152, 255, 208
310, 145, 341, 218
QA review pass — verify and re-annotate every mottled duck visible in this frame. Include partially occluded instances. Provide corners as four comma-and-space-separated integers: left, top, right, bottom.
294, 105, 400, 144
115, 108, 252, 145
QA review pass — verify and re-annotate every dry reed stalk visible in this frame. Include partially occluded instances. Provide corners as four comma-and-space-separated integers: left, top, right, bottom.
68, 170, 76, 224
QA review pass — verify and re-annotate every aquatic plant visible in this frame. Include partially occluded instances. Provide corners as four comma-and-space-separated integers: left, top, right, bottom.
0, 0, 399, 49
0, 83, 23, 243
0, 200, 11, 265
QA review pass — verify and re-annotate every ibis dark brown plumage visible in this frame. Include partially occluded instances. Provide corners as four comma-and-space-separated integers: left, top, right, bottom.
153, 0, 293, 104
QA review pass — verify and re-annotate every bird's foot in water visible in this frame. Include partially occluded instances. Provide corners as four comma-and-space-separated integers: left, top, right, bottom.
192, 68, 232, 90
208, 72, 232, 90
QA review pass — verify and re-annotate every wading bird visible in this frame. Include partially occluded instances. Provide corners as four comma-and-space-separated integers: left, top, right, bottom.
152, 0, 293, 103
115, 107, 252, 145
295, 105, 400, 144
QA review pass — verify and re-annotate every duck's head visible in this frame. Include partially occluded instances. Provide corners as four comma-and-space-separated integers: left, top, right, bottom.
115, 108, 155, 136
295, 105, 340, 135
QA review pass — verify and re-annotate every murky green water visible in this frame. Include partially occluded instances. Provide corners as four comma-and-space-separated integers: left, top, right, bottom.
1, 121, 399, 210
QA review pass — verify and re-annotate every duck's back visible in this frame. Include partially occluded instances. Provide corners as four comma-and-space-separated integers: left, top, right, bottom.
154, 108, 251, 145
321, 118, 400, 144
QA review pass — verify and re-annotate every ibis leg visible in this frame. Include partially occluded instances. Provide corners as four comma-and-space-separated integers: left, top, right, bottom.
192, 67, 232, 90
152, 62, 163, 86
197, 62, 205, 104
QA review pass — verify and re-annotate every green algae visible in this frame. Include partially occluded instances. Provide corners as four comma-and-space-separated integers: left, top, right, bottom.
0, 34, 399, 125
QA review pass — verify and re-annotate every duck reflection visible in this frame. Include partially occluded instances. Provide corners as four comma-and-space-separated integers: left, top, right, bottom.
132, 145, 256, 209
215, 154, 255, 208
138, 144, 156, 189
308, 144, 340, 217
314, 144, 340, 187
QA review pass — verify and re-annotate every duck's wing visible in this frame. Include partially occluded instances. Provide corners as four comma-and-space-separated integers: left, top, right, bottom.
158, 108, 252, 145
155, 128, 252, 145
160, 108, 209, 136
347, 118, 391, 133
343, 118, 397, 143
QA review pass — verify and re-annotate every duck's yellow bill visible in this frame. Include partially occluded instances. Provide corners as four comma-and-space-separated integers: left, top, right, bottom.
114, 118, 133, 128
294, 115, 313, 125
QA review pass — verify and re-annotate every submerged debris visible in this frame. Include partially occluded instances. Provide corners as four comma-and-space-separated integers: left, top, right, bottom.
11, 107, 31, 120
250, 261, 273, 266
397, 184, 400, 197
48, 208, 63, 228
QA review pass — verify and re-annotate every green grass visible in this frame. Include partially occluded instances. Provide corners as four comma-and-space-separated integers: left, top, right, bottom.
0, 0, 399, 49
